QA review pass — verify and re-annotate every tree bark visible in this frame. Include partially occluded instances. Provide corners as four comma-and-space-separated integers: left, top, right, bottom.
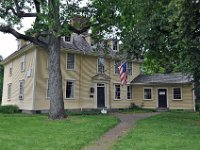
193, 72, 200, 104
48, 35, 66, 119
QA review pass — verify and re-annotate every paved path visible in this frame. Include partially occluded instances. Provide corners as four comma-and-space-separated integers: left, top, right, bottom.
83, 112, 160, 150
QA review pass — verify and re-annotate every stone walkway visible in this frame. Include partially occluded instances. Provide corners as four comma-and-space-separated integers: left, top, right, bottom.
82, 112, 160, 150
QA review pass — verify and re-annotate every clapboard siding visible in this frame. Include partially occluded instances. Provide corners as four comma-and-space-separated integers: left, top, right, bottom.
132, 84, 194, 110
2, 47, 36, 110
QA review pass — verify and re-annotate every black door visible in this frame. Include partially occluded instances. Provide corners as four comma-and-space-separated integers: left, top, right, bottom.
97, 86, 105, 108
158, 89, 167, 108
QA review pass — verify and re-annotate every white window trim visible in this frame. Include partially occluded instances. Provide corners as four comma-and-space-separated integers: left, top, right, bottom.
172, 87, 182, 100
127, 62, 133, 76
7, 83, 12, 100
114, 83, 121, 100
112, 40, 119, 51
143, 87, 153, 100
20, 55, 26, 72
63, 35, 72, 43
97, 58, 105, 74
66, 53, 76, 70
127, 85, 132, 100
65, 79, 75, 100
114, 60, 120, 74
19, 80, 25, 100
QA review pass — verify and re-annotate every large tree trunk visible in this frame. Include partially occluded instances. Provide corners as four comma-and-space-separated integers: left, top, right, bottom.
48, 35, 66, 119
193, 72, 200, 104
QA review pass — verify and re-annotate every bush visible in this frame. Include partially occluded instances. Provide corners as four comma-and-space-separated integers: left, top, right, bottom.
129, 102, 141, 110
0, 105, 20, 114
196, 102, 200, 114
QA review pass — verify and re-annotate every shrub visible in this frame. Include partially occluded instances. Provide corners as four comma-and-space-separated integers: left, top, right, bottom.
0, 105, 19, 114
129, 102, 141, 110
196, 102, 200, 114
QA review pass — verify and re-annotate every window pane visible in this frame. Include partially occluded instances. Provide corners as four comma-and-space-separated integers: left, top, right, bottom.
113, 41, 118, 50
173, 88, 181, 99
19, 81, 24, 99
64, 35, 71, 42
114, 61, 120, 74
115, 84, 120, 99
98, 58, 105, 73
67, 54, 75, 69
127, 86, 132, 99
127, 62, 132, 75
66, 81, 74, 98
144, 88, 152, 99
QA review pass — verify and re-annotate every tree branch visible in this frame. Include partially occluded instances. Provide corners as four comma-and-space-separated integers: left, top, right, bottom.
68, 24, 90, 34
33, 0, 40, 13
5, 0, 37, 18
0, 25, 47, 48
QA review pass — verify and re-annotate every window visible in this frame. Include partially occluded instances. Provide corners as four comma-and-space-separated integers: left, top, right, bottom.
19, 80, 24, 100
127, 85, 132, 99
8, 83, 12, 100
97, 58, 105, 73
64, 35, 71, 42
144, 88, 152, 100
66, 81, 74, 99
46, 79, 50, 98
173, 88, 182, 100
114, 84, 121, 99
20, 55, 25, 71
114, 60, 120, 74
127, 62, 132, 75
66, 53, 75, 70
113, 40, 118, 50
9, 62, 13, 76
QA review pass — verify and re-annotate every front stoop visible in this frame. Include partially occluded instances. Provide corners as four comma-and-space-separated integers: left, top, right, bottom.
156, 107, 169, 112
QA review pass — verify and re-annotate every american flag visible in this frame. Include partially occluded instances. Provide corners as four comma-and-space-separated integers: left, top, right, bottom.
118, 63, 128, 85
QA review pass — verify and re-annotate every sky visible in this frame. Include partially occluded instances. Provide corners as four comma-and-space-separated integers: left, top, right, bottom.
0, 0, 88, 59
0, 18, 34, 59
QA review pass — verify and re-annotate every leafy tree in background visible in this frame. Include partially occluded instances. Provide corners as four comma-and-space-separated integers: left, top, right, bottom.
0, 55, 3, 104
91, 0, 200, 104
0, 0, 90, 119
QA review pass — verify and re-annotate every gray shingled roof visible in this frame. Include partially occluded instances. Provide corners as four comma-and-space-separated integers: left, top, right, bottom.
131, 73, 192, 84
61, 34, 117, 58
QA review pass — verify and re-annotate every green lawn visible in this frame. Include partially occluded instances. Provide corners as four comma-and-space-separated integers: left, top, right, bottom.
112, 112, 200, 150
0, 114, 118, 150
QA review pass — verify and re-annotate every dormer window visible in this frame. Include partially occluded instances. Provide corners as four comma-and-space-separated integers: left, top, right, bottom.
113, 40, 118, 51
64, 35, 71, 42
97, 58, 105, 74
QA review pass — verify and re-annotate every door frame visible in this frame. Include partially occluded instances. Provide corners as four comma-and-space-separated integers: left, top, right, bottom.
156, 87, 168, 108
95, 83, 109, 108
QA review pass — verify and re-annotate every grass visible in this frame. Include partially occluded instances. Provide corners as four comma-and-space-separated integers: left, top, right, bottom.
118, 108, 154, 114
112, 112, 200, 150
0, 114, 118, 150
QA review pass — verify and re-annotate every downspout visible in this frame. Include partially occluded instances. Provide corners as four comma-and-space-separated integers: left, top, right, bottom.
32, 48, 37, 111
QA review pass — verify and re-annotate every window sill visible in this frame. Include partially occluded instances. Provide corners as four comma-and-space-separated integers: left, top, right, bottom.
64, 98, 76, 100
113, 99, 121, 101
172, 99, 182, 101
143, 99, 153, 101
66, 69, 76, 71
7, 99, 11, 101
126, 99, 132, 101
